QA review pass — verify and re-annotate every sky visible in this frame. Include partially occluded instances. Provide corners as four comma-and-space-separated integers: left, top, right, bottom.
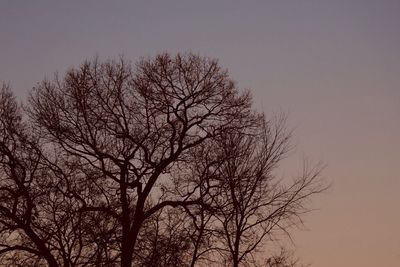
1, 1, 400, 266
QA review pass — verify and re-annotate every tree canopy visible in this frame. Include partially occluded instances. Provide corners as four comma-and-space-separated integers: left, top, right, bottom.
0, 53, 324, 267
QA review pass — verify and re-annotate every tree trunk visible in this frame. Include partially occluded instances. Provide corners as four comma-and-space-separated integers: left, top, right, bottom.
121, 244, 134, 267
233, 256, 239, 267
120, 193, 146, 267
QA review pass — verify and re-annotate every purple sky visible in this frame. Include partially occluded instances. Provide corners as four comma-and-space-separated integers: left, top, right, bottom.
1, 1, 400, 266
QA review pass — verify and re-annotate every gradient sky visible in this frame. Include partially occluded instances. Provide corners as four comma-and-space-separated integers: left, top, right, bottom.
1, 1, 400, 266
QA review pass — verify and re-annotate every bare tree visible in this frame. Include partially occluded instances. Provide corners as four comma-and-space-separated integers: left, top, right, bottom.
28, 53, 256, 266
0, 53, 325, 267
265, 248, 309, 267
0, 84, 117, 266
192, 116, 325, 267
0, 83, 60, 266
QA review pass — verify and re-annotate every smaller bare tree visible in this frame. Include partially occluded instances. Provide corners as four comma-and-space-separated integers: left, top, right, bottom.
203, 116, 325, 267
0, 83, 60, 266
265, 248, 309, 267
0, 84, 111, 267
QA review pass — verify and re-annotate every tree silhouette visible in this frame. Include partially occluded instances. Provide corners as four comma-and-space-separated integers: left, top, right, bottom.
0, 53, 325, 266
171, 116, 324, 267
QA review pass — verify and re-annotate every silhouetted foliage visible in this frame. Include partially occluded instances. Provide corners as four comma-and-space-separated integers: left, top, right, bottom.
0, 53, 324, 267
